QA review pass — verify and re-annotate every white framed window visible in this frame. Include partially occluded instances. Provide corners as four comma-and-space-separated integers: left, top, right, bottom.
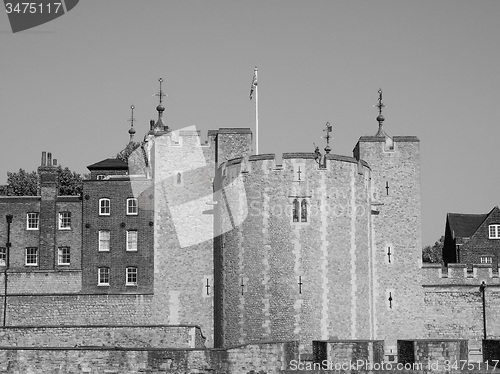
25, 247, 38, 266
489, 225, 500, 239
98, 267, 110, 286
26, 212, 39, 230
58, 212, 71, 230
127, 198, 138, 215
126, 267, 137, 286
126, 230, 138, 251
99, 198, 110, 216
0, 247, 6, 266
58, 247, 70, 265
99, 230, 110, 251
481, 256, 493, 264
96, 175, 105, 180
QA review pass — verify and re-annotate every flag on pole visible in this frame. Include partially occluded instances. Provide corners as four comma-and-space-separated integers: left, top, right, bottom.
250, 67, 258, 100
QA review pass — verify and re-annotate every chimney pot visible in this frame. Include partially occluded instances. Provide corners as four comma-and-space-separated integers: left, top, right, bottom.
53, 159, 57, 166
41, 151, 47, 166
47, 152, 52, 166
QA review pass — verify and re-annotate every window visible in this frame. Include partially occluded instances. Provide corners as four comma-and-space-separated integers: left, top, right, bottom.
301, 200, 308, 222
489, 225, 500, 239
126, 230, 138, 251
58, 247, 70, 265
58, 212, 71, 230
97, 175, 105, 180
126, 267, 137, 286
293, 199, 299, 222
481, 256, 493, 264
98, 267, 110, 285
26, 212, 39, 230
99, 230, 110, 251
0, 247, 5, 266
177, 172, 182, 184
127, 198, 138, 215
25, 247, 38, 266
99, 198, 110, 215
292, 199, 308, 223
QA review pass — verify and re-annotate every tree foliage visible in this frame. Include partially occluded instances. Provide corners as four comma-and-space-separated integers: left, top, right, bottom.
422, 235, 445, 264
5, 169, 38, 196
57, 166, 83, 196
2, 166, 83, 196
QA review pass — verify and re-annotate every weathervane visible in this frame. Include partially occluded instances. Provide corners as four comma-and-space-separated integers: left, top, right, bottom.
127, 104, 136, 141
374, 88, 385, 117
155, 77, 167, 105
128, 104, 136, 127
314, 122, 332, 167
323, 122, 333, 154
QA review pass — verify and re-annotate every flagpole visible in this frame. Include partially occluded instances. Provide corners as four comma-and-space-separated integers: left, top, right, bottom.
255, 71, 259, 155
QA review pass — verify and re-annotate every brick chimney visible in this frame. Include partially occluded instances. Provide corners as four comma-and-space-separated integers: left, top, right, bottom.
37, 151, 59, 269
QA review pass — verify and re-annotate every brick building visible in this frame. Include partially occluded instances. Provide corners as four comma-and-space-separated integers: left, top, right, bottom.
0, 152, 82, 273
443, 206, 500, 267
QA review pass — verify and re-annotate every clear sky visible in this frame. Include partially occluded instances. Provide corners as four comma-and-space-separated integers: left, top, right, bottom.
1, 0, 499, 246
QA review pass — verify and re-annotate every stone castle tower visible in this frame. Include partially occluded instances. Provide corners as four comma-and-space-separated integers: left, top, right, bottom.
209, 90, 422, 352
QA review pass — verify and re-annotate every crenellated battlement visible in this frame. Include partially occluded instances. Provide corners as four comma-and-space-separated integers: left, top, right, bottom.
154, 129, 213, 147
223, 153, 370, 175
421, 263, 500, 285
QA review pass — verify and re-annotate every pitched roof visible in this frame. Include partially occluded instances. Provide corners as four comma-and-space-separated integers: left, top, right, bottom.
87, 158, 128, 171
447, 212, 489, 239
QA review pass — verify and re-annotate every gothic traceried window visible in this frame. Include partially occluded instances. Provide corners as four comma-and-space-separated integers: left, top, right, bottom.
301, 200, 307, 222
293, 199, 299, 222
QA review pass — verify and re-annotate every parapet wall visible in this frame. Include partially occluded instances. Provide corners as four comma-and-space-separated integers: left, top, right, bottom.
422, 264, 500, 345
0, 325, 204, 349
422, 264, 500, 285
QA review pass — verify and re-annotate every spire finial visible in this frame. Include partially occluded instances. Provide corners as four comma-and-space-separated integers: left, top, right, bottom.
323, 122, 333, 154
152, 77, 169, 132
155, 77, 167, 105
127, 105, 136, 141
374, 88, 387, 137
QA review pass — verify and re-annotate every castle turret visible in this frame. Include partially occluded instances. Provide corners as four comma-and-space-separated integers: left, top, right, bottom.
353, 90, 423, 356
214, 152, 373, 352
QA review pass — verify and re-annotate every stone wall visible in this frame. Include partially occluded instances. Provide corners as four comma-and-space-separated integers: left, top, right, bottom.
0, 270, 82, 294
0, 294, 156, 326
0, 325, 204, 348
422, 263, 500, 359
0, 340, 298, 374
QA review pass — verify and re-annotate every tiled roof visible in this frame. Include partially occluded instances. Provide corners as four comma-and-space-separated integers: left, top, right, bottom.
447, 212, 488, 238
87, 158, 128, 171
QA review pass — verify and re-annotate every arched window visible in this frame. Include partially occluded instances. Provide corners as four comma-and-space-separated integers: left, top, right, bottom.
292, 199, 299, 222
301, 200, 307, 222
177, 172, 182, 184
